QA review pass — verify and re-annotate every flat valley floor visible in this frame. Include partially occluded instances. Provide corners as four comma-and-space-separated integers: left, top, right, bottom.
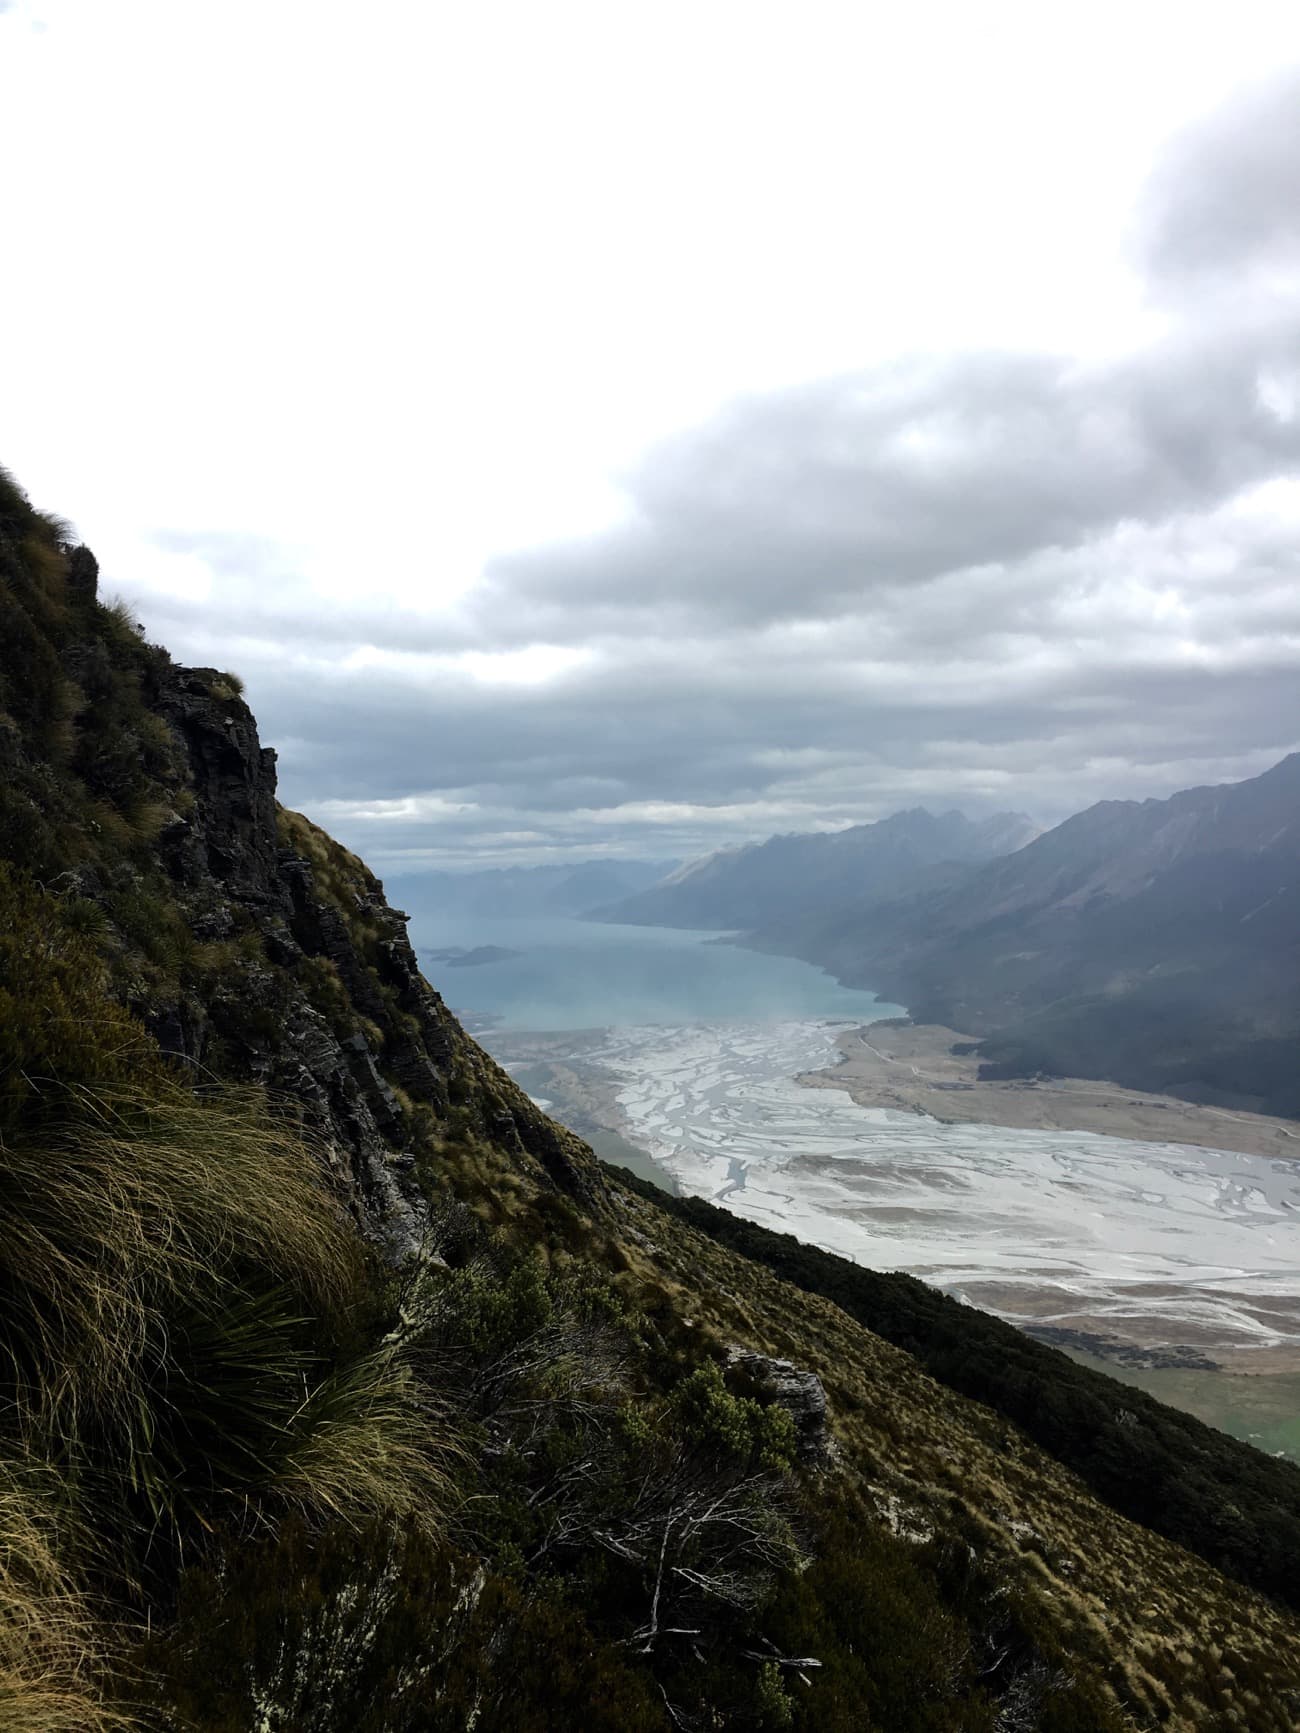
492, 1018, 1300, 1435
807, 1020, 1300, 1163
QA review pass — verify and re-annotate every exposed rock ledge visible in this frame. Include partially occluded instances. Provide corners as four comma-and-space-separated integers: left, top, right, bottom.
726, 1347, 833, 1466
103, 664, 607, 1261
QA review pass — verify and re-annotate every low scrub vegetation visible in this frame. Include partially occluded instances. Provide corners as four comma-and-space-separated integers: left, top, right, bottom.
622, 1171, 1300, 1613
148, 1214, 1104, 1730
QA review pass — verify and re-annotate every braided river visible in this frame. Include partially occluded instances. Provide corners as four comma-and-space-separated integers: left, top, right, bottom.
412, 913, 1300, 1451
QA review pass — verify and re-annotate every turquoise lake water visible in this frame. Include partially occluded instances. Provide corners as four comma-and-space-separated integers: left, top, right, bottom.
408, 913, 901, 1032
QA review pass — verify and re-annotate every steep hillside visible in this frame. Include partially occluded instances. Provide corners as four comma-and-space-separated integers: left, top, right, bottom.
597, 808, 1037, 931
757, 758, 1300, 1115
3, 466, 1300, 1730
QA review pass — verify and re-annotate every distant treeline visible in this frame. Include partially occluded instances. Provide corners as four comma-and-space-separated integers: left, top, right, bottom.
610, 1167, 1300, 1613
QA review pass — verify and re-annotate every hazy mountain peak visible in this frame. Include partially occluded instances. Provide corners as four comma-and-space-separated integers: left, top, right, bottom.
762, 752, 1300, 1118
598, 805, 1038, 931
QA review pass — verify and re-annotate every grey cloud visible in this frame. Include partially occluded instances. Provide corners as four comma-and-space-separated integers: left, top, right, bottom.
122, 72, 1300, 870
138, 580, 457, 660
249, 603, 1300, 853
153, 529, 303, 582
132, 489, 1300, 871
467, 75, 1300, 644
473, 316, 1300, 637
144, 530, 485, 659
1137, 67, 1300, 287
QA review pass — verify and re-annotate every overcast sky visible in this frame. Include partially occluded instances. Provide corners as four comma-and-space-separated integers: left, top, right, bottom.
2, 2, 1298, 871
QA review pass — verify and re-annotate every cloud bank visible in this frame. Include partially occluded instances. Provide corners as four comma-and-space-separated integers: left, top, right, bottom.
132, 71, 1300, 870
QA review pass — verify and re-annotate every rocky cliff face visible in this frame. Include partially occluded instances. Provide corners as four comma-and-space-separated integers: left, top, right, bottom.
154, 662, 447, 1257
155, 659, 609, 1255
0, 534, 603, 1261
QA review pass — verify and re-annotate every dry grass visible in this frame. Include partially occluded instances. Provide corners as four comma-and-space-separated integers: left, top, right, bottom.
0, 1464, 133, 1733
0, 1082, 360, 1452
0, 1070, 470, 1722
276, 1346, 461, 1536
0, 1078, 461, 1715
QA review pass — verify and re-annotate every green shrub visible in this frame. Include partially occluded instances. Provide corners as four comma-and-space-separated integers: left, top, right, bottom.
144, 1521, 666, 1732
671, 1362, 797, 1473
764, 1495, 994, 1733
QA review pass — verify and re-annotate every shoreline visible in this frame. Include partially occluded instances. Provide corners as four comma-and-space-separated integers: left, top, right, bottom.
799, 1018, 1300, 1164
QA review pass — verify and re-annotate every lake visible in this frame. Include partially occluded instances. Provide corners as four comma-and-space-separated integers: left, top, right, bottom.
409, 912, 901, 1032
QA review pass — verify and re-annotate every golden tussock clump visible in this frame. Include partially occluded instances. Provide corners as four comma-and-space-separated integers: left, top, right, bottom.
0, 1466, 132, 1733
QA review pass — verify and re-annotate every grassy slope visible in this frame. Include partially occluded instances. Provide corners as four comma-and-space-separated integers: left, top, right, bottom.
616, 1177, 1300, 1612
602, 1179, 1300, 1730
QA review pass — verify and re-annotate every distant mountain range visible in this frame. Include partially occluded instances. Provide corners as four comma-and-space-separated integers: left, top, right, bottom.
758, 756, 1300, 1117
593, 808, 1039, 930
385, 858, 676, 922
595, 759, 1300, 1118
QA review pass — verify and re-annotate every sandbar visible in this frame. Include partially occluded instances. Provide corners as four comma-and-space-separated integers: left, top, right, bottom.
803, 1020, 1300, 1164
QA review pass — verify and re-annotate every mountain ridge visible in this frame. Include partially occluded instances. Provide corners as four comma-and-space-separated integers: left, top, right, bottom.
388, 857, 677, 921
751, 753, 1300, 1115
595, 806, 1040, 931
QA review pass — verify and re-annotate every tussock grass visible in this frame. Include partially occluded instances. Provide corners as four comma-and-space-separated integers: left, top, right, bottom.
0, 1083, 359, 1454
277, 1347, 460, 1535
0, 1072, 462, 1540
0, 871, 461, 1549
0, 1076, 461, 1716
0, 1464, 132, 1733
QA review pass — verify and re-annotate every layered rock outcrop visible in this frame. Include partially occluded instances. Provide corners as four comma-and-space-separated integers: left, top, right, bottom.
83, 658, 607, 1257
726, 1347, 833, 1466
